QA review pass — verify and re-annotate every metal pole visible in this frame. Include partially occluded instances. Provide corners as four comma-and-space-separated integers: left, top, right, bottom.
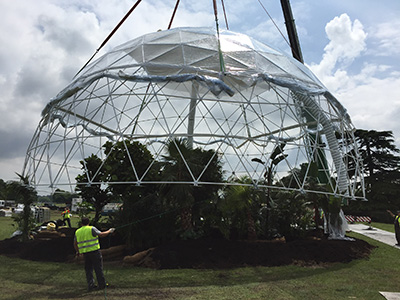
280, 0, 304, 63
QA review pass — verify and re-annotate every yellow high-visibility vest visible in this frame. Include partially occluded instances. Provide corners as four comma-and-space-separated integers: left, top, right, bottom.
75, 226, 100, 253
62, 210, 70, 219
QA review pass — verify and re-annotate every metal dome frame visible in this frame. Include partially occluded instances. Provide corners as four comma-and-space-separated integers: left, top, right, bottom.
23, 27, 365, 202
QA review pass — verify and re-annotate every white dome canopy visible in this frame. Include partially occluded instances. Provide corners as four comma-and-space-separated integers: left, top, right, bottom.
24, 27, 364, 200
80, 27, 324, 89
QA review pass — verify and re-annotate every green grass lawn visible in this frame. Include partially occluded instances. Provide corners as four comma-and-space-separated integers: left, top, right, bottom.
0, 210, 83, 240
0, 208, 98, 240
0, 215, 16, 240
0, 231, 399, 299
371, 222, 395, 233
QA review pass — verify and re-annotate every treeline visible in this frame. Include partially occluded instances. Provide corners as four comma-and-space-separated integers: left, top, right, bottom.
344, 130, 400, 221
0, 182, 77, 205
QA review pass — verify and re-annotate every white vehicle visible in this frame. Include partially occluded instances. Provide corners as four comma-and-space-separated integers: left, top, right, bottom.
13, 204, 25, 214
0, 200, 4, 208
14, 203, 37, 215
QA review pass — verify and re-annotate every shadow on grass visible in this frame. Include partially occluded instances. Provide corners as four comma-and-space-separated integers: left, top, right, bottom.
0, 254, 360, 300
0, 232, 382, 300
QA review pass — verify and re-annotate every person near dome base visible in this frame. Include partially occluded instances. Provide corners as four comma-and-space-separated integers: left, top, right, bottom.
61, 207, 72, 228
387, 210, 400, 246
74, 217, 115, 291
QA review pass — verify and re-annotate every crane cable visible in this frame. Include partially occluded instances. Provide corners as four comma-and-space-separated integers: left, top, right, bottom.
220, 0, 229, 30
256, 0, 292, 53
168, 0, 181, 29
74, 0, 143, 79
212, 0, 226, 74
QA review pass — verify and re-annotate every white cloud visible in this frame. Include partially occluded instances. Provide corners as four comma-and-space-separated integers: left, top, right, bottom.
0, 158, 27, 183
309, 13, 367, 87
308, 13, 400, 147
369, 20, 400, 56
337, 76, 400, 127
324, 14, 366, 62
0, 1, 106, 180
0, 0, 218, 181
1, 1, 400, 183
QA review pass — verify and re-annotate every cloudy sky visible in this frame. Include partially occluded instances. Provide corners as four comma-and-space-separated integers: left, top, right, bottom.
1, 0, 399, 183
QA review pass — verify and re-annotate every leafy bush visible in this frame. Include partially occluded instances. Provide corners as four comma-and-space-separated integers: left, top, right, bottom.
269, 191, 314, 241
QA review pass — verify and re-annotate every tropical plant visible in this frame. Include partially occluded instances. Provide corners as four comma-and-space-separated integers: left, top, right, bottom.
9, 174, 38, 241
269, 190, 314, 241
219, 176, 265, 240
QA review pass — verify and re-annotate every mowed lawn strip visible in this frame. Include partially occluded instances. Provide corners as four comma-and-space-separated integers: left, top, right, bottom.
0, 231, 399, 300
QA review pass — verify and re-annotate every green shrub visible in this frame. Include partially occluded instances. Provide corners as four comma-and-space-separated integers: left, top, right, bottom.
269, 190, 314, 241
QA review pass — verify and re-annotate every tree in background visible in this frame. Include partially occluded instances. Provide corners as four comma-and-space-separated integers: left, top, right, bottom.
76, 154, 111, 225
355, 130, 400, 177
103, 140, 163, 248
51, 189, 78, 205
160, 138, 223, 239
0, 179, 7, 199
353, 130, 400, 210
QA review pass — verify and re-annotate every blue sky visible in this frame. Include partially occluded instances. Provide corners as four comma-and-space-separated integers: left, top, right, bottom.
0, 0, 399, 183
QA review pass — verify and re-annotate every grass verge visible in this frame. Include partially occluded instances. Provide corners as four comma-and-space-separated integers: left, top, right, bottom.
0, 231, 399, 300
0, 216, 15, 240
371, 222, 395, 233
0, 210, 87, 241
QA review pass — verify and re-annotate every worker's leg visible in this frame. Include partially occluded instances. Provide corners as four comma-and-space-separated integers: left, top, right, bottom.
395, 230, 400, 245
84, 253, 96, 290
92, 250, 106, 288
67, 218, 71, 228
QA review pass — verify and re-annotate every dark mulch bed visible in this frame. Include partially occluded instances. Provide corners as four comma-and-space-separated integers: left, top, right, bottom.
0, 237, 76, 262
0, 232, 375, 269
148, 237, 375, 269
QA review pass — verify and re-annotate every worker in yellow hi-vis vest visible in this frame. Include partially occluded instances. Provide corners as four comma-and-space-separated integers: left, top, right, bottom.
387, 210, 400, 246
61, 207, 71, 228
74, 217, 115, 291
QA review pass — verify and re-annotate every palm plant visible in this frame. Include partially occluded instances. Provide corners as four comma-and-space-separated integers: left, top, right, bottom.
220, 176, 263, 240
269, 190, 314, 241
9, 174, 37, 241
161, 139, 197, 235
160, 138, 223, 238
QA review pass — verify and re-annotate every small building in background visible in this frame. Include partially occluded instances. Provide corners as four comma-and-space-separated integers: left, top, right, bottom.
71, 197, 83, 212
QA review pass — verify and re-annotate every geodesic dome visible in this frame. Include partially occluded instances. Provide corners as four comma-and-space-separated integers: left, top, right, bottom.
23, 27, 364, 199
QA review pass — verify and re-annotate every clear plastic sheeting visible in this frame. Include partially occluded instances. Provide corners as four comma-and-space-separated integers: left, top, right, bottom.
325, 209, 354, 241
23, 28, 366, 236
